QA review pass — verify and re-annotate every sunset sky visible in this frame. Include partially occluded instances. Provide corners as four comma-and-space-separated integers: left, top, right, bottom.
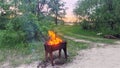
62, 0, 78, 22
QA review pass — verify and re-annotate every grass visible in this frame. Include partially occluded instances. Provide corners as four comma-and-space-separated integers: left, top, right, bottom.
0, 30, 88, 67
0, 40, 88, 67
54, 25, 117, 44
66, 39, 88, 60
0, 42, 45, 67
0, 24, 116, 67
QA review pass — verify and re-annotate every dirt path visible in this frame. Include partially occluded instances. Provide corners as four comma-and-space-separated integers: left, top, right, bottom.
62, 47, 120, 68
45, 36, 120, 68
63, 35, 119, 47
2, 36, 120, 68
60, 36, 120, 68
42, 36, 120, 68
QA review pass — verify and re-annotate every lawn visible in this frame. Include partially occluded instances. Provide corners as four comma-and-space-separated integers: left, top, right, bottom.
0, 28, 88, 67
0, 25, 117, 67
0, 42, 44, 67
54, 25, 117, 44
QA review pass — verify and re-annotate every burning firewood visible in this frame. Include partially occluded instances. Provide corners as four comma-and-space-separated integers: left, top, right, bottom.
44, 30, 67, 66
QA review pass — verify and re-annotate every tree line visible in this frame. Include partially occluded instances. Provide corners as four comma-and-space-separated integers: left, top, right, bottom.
74, 0, 120, 35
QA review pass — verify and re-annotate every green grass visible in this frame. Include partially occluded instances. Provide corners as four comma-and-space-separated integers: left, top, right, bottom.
54, 25, 117, 44
0, 40, 88, 67
66, 39, 88, 60
1, 24, 116, 67
0, 42, 44, 67
0, 33, 88, 67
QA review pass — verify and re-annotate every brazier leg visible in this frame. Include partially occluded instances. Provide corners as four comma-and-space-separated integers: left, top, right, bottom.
63, 47, 67, 59
45, 51, 48, 61
59, 49, 61, 58
50, 52, 54, 66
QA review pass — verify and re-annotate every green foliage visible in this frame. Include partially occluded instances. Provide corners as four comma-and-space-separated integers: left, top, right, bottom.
6, 16, 25, 31
80, 20, 94, 30
74, 0, 120, 35
0, 14, 33, 46
36, 18, 55, 35
0, 12, 37, 47
0, 15, 8, 29
0, 15, 26, 47
0, 0, 58, 47
48, 0, 66, 16
0, 10, 10, 30
0, 30, 25, 47
19, 0, 37, 14
55, 25, 116, 44
43, 0, 66, 25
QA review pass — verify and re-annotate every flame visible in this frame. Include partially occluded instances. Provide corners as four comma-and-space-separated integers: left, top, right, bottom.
47, 30, 63, 46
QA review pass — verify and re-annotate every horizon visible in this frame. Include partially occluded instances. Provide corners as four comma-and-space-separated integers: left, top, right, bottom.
62, 0, 78, 22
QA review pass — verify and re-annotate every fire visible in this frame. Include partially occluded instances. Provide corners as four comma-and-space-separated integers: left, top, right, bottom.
47, 30, 63, 46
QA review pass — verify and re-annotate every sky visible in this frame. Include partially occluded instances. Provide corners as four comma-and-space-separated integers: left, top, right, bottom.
63, 0, 77, 16
62, 0, 78, 22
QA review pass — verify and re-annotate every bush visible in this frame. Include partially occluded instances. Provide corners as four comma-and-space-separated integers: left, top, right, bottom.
81, 20, 94, 30
0, 12, 55, 47
0, 30, 25, 47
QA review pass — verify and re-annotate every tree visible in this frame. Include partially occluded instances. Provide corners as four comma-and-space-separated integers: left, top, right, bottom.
74, 0, 120, 34
36, 0, 66, 25
48, 0, 66, 25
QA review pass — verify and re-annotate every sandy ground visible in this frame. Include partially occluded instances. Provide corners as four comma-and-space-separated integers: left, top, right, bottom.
62, 47, 120, 68
1, 36, 120, 68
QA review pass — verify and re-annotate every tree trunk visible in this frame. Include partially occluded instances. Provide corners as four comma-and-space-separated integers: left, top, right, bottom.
55, 10, 58, 25
55, 15, 58, 25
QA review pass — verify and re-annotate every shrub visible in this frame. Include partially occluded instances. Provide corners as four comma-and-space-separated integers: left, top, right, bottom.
0, 30, 25, 47
81, 20, 94, 30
